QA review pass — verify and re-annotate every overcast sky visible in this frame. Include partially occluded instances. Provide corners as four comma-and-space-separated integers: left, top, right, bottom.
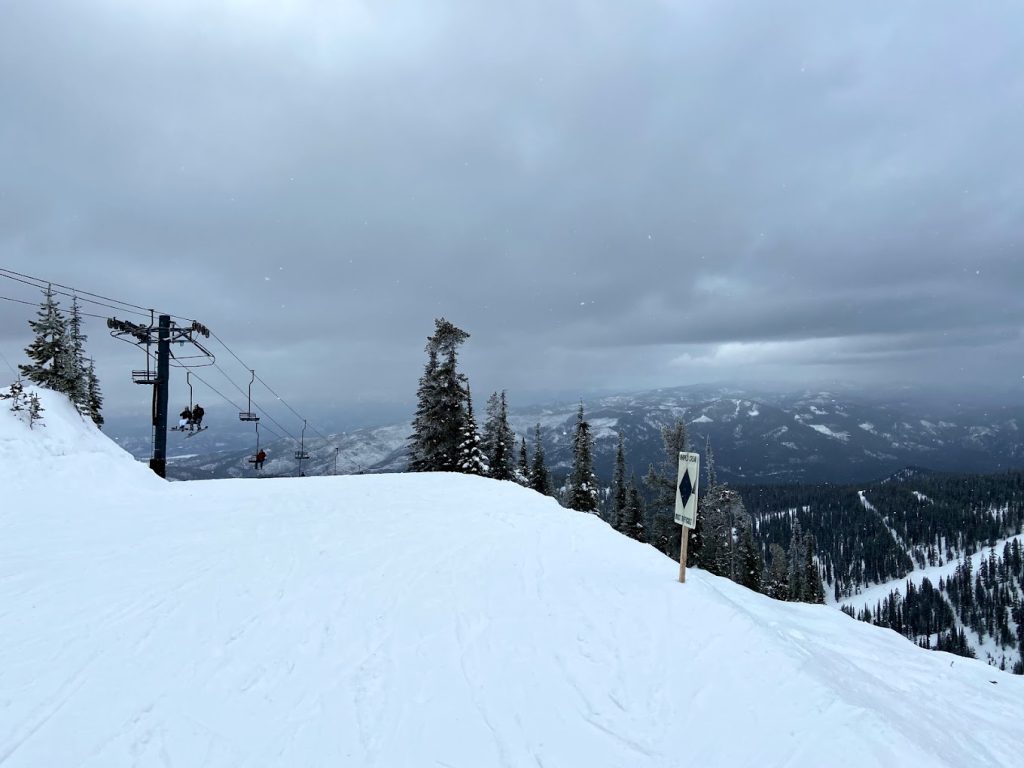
2, 0, 1023, 425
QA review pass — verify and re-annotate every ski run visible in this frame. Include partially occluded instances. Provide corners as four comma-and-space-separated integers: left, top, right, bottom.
1, 390, 1023, 767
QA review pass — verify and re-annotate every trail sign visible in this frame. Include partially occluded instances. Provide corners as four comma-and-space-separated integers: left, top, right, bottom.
674, 452, 700, 528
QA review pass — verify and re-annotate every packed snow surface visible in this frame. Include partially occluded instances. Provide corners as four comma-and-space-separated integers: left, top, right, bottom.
2, 391, 1023, 767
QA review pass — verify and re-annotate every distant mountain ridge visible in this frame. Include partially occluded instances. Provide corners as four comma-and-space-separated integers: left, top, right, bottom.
117, 385, 1024, 484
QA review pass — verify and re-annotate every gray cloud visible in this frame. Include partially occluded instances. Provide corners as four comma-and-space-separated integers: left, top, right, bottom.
2, 0, 1023, 422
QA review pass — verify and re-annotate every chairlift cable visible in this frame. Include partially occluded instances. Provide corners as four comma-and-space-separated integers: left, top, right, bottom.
210, 362, 301, 445
0, 292, 110, 320
207, 331, 331, 444
5, 269, 341, 462
0, 268, 201, 326
254, 373, 337, 447
0, 267, 154, 313
0, 270, 154, 318
0, 348, 18, 377
186, 369, 286, 443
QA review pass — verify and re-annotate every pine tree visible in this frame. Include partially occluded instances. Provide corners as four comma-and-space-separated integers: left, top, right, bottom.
801, 534, 825, 603
788, 517, 805, 600
409, 345, 439, 471
515, 435, 530, 486
704, 434, 717, 489
481, 391, 501, 474
27, 392, 44, 429
695, 485, 738, 577
762, 543, 790, 600
482, 390, 515, 480
528, 423, 551, 496
19, 284, 69, 392
618, 474, 646, 542
610, 433, 628, 529
688, 436, 720, 568
736, 515, 763, 591
567, 402, 598, 513
62, 296, 89, 412
2, 378, 26, 412
86, 358, 104, 427
457, 389, 488, 476
408, 318, 471, 472
643, 419, 687, 557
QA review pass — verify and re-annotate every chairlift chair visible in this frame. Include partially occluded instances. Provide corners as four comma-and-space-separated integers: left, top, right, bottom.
239, 369, 260, 422
294, 421, 311, 480
247, 422, 265, 471
294, 420, 311, 462
126, 313, 158, 384
172, 371, 208, 435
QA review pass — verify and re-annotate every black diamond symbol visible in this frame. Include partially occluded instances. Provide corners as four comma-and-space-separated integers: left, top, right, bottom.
679, 470, 693, 509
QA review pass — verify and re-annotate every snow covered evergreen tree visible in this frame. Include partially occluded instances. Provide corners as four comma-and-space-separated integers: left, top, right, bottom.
515, 435, 530, 486
19, 284, 69, 392
409, 345, 439, 471
528, 423, 551, 496
27, 392, 44, 429
800, 534, 825, 603
62, 297, 89, 414
704, 435, 717, 490
688, 436, 721, 569
695, 485, 734, 577
408, 318, 471, 472
566, 402, 598, 513
2, 378, 25, 412
762, 543, 790, 600
481, 390, 515, 480
457, 389, 488, 476
610, 433, 628, 530
643, 419, 687, 558
788, 518, 805, 600
86, 358, 104, 427
736, 515, 763, 591
617, 474, 645, 542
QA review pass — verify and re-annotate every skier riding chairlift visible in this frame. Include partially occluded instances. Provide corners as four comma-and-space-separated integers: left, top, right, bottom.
191, 404, 205, 430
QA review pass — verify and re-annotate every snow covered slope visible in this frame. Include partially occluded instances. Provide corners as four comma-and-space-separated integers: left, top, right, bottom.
2, 391, 1023, 767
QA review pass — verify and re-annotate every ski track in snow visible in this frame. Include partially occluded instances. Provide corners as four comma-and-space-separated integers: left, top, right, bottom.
2, 391, 1024, 767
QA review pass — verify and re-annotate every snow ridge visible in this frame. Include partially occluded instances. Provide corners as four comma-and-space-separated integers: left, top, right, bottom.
2, 391, 1022, 767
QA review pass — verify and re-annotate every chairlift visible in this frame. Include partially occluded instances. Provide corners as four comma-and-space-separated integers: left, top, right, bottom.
239, 369, 260, 422
171, 371, 208, 436
123, 311, 158, 384
247, 422, 266, 471
132, 368, 158, 385
294, 419, 311, 462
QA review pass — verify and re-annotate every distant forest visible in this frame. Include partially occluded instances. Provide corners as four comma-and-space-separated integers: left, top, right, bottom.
740, 471, 1024, 673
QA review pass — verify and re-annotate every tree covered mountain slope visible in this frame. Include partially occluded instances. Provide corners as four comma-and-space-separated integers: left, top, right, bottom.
743, 471, 1024, 672
151, 385, 1024, 484
3, 389, 1023, 767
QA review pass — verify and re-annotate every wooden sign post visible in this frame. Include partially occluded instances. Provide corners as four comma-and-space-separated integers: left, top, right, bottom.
674, 452, 700, 583
679, 527, 690, 583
